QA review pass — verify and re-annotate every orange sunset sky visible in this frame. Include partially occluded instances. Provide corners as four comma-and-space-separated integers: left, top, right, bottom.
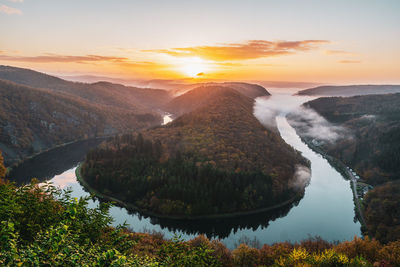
1, 0, 399, 85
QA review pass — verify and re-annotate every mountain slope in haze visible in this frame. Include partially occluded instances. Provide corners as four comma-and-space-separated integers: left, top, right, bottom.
290, 93, 400, 243
0, 65, 172, 111
81, 87, 309, 217
171, 81, 270, 97
165, 84, 270, 116
297, 85, 400, 97
0, 79, 161, 166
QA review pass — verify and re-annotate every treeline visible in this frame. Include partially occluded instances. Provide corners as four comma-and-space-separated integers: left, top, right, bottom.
81, 133, 295, 216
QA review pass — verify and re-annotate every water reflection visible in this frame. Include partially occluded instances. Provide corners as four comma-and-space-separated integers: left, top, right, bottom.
92, 192, 303, 239
8, 138, 106, 185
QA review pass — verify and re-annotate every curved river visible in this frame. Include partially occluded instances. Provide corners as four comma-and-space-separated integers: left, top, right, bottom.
8, 94, 361, 249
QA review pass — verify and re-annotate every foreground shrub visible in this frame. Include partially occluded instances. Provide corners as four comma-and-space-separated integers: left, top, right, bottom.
232, 244, 260, 267
274, 247, 371, 267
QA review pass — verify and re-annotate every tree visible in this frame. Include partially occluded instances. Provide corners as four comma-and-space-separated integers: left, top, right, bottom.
0, 150, 6, 180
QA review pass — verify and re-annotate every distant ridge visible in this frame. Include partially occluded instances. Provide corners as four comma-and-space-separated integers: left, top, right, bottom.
171, 81, 270, 97
297, 84, 400, 96
0, 65, 172, 111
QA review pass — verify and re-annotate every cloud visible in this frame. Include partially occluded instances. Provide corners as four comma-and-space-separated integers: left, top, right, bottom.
338, 60, 361, 64
0, 4, 22, 15
324, 50, 356, 56
144, 39, 329, 61
6, 0, 24, 2
253, 94, 316, 129
0, 53, 131, 63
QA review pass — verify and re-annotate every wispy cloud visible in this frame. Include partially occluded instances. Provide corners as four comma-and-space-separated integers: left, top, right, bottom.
338, 60, 361, 64
6, 0, 24, 3
0, 4, 22, 15
0, 53, 130, 63
144, 40, 329, 61
325, 50, 356, 56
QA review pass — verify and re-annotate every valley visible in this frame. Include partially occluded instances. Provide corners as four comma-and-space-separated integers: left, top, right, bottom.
7, 93, 361, 248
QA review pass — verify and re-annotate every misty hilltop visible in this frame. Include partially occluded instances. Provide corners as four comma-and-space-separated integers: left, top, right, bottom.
164, 84, 270, 116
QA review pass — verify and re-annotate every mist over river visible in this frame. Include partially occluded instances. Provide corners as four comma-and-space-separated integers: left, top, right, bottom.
9, 94, 361, 249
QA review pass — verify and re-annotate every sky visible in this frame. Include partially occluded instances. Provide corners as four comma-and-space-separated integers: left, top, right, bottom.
1, 0, 399, 84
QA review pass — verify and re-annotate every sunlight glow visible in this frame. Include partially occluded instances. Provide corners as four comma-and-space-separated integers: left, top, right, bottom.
178, 57, 209, 78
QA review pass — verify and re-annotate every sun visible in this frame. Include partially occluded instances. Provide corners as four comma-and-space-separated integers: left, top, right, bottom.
178, 57, 208, 78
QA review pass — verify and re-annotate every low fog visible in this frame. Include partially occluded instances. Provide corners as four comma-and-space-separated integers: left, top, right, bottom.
288, 107, 350, 144
253, 93, 350, 144
291, 165, 312, 190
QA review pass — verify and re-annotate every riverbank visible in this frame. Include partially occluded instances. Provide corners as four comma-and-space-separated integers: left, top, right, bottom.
6, 136, 113, 175
76, 164, 304, 221
286, 123, 367, 229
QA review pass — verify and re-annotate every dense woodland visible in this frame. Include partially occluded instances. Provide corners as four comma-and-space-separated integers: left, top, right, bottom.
363, 181, 400, 244
1, 155, 399, 266
0, 66, 175, 165
303, 93, 400, 185
295, 93, 400, 244
81, 87, 309, 217
0, 79, 161, 166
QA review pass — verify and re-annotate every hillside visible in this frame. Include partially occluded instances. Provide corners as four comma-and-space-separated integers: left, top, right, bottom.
0, 65, 172, 111
81, 87, 309, 218
300, 93, 400, 185
297, 85, 400, 97
0, 79, 161, 166
165, 84, 270, 116
289, 93, 400, 243
171, 82, 270, 97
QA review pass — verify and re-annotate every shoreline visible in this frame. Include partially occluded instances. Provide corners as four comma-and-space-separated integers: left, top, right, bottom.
6, 136, 112, 173
75, 164, 303, 221
286, 120, 367, 228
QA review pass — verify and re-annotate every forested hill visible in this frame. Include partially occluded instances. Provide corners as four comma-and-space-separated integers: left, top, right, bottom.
81, 87, 309, 217
0, 65, 172, 111
0, 79, 161, 166
303, 93, 400, 185
296, 93, 400, 243
165, 84, 270, 116
296, 84, 400, 97
149, 87, 303, 174
171, 82, 270, 98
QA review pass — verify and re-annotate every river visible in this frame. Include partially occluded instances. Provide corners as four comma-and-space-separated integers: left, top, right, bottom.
8, 94, 361, 249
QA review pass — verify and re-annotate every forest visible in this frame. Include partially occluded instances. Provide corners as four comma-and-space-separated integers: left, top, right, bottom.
82, 134, 297, 216
0, 79, 161, 166
1, 153, 399, 266
296, 93, 400, 244
81, 87, 309, 217
0, 65, 176, 166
